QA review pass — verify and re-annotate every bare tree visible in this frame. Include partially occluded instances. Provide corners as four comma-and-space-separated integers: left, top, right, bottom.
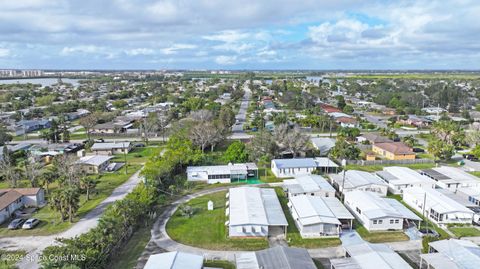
24, 153, 43, 187
189, 109, 214, 122
0, 153, 21, 187
190, 121, 218, 153
79, 113, 98, 141
142, 112, 159, 145
274, 124, 310, 157
54, 154, 83, 186
467, 122, 480, 146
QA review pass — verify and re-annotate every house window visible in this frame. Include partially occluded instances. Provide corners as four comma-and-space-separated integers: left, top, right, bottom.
395, 219, 399, 224
390, 220, 394, 224
356, 207, 361, 214
373, 220, 378, 224
378, 220, 383, 224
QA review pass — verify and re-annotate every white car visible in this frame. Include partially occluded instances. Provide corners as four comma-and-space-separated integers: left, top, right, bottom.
22, 218, 40, 229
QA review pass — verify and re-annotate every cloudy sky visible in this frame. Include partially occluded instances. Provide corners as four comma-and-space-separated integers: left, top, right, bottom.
1, 0, 479, 70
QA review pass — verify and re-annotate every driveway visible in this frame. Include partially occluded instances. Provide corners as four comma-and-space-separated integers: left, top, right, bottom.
0, 169, 144, 269
232, 82, 251, 133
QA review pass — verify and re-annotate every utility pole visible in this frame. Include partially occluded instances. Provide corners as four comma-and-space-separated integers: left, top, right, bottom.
341, 159, 347, 202
123, 142, 128, 175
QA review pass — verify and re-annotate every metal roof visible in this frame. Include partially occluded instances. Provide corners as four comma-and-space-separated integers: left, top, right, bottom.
403, 187, 474, 215
76, 155, 113, 166
272, 158, 317, 169
229, 187, 287, 226
91, 142, 131, 150
330, 170, 387, 190
144, 251, 204, 269
345, 190, 420, 221
283, 175, 335, 194
290, 195, 353, 226
236, 246, 317, 269
378, 166, 435, 185
187, 163, 251, 175
422, 166, 480, 185
314, 157, 339, 167
422, 239, 480, 269
310, 137, 336, 154
342, 242, 413, 269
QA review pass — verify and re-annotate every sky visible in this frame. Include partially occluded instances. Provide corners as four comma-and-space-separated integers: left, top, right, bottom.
0, 0, 480, 70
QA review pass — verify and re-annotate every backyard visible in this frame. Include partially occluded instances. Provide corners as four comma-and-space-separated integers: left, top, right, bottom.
0, 164, 142, 237
449, 226, 480, 238
354, 220, 409, 243
166, 190, 269, 250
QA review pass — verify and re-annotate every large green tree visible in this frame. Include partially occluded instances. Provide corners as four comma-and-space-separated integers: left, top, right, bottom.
223, 141, 248, 163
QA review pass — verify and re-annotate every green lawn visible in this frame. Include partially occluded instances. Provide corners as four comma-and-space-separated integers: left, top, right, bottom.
346, 163, 435, 172
0, 250, 26, 269
274, 188, 342, 249
112, 146, 163, 165
354, 220, 409, 243
108, 223, 152, 269
470, 172, 480, 178
258, 168, 284, 183
204, 260, 236, 269
0, 164, 142, 237
449, 227, 480, 238
166, 191, 268, 251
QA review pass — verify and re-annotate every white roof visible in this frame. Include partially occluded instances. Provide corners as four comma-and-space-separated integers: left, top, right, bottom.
290, 195, 353, 226
283, 175, 335, 194
187, 163, 253, 175
330, 170, 387, 190
272, 158, 317, 169
314, 157, 339, 168
421, 239, 480, 269
424, 166, 480, 185
404, 187, 474, 215
310, 137, 336, 153
333, 242, 413, 269
144, 251, 203, 269
229, 187, 287, 226
377, 166, 435, 186
457, 187, 480, 199
91, 142, 131, 150
345, 190, 420, 220
76, 155, 113, 166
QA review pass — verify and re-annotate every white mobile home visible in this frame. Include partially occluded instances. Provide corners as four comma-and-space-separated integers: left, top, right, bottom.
376, 166, 436, 195
403, 187, 474, 225
187, 163, 258, 184
421, 166, 480, 190
227, 187, 288, 237
420, 239, 480, 269
144, 251, 203, 269
288, 195, 354, 238
236, 246, 317, 269
271, 158, 338, 178
329, 170, 388, 196
283, 175, 336, 198
344, 190, 421, 231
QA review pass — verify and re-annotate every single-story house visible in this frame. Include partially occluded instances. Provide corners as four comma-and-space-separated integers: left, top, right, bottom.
75, 155, 114, 174
227, 187, 287, 237
376, 166, 436, 195
310, 137, 336, 156
335, 117, 359, 128
403, 187, 474, 225
344, 190, 421, 231
436, 188, 480, 223
187, 163, 258, 184
288, 195, 354, 238
144, 251, 203, 269
320, 103, 342, 113
282, 175, 336, 198
91, 142, 132, 155
0, 188, 45, 224
421, 166, 480, 190
14, 119, 51, 135
331, 239, 413, 269
236, 246, 317, 269
420, 239, 480, 269
271, 158, 339, 178
329, 170, 388, 196
372, 142, 415, 160
356, 133, 393, 144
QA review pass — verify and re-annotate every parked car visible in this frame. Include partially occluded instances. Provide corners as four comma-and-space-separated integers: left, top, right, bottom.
22, 218, 40, 229
463, 154, 479, 161
413, 147, 425, 153
418, 228, 439, 238
8, 218, 26, 230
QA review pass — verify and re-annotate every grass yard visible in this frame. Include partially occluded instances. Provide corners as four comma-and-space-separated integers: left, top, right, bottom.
470, 171, 480, 178
274, 188, 342, 249
0, 164, 142, 237
449, 226, 480, 238
112, 146, 163, 165
108, 223, 152, 269
166, 191, 268, 251
203, 260, 236, 269
258, 168, 286, 183
0, 250, 26, 269
354, 220, 409, 243
346, 162, 435, 172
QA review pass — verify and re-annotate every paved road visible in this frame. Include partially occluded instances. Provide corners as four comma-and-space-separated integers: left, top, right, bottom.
0, 169, 143, 269
232, 83, 251, 133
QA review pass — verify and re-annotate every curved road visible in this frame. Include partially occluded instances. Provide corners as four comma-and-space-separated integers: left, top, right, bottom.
0, 169, 143, 269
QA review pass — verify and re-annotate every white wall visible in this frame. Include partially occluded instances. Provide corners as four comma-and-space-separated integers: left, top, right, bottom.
272, 164, 315, 178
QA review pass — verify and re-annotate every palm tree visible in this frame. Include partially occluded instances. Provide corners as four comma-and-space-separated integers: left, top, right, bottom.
80, 176, 97, 201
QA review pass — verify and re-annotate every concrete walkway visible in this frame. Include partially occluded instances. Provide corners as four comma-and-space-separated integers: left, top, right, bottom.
0, 169, 144, 269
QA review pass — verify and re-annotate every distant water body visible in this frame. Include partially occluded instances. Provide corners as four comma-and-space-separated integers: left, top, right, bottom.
0, 78, 80, 87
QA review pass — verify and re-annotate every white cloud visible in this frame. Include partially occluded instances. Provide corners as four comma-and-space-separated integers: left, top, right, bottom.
125, 48, 155, 56
160, 44, 197, 55
0, 48, 10, 57
60, 45, 102, 55
215, 55, 237, 65
203, 30, 250, 43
